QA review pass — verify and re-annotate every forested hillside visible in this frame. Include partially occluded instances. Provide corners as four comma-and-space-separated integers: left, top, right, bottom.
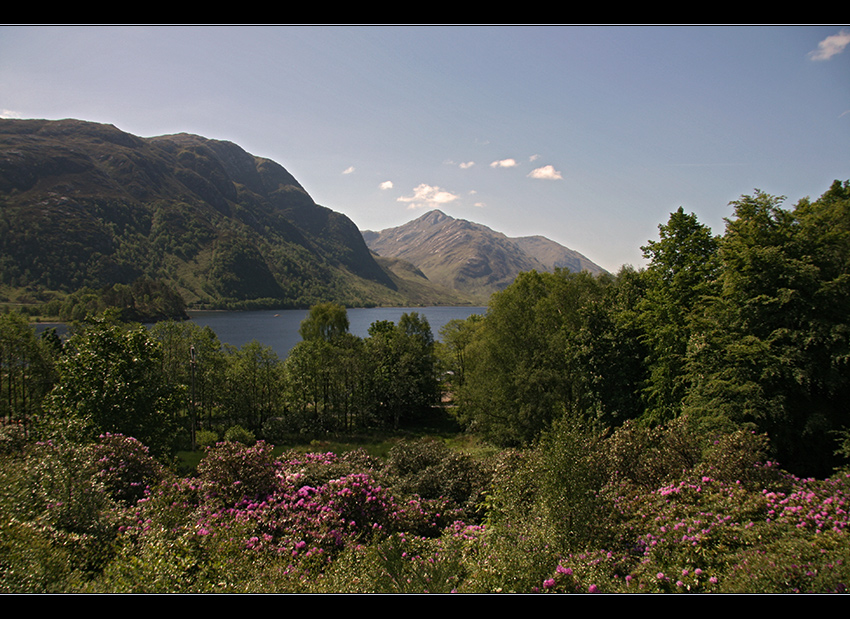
0, 119, 467, 310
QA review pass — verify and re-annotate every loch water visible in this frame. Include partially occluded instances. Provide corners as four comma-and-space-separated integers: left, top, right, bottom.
187, 306, 486, 359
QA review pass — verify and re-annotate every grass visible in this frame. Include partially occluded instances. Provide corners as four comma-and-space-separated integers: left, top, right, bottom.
175, 407, 490, 473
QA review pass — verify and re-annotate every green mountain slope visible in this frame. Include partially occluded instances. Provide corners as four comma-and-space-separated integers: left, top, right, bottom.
0, 119, 462, 309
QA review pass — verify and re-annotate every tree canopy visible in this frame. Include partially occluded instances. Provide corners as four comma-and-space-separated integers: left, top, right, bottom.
298, 302, 350, 342
44, 312, 181, 456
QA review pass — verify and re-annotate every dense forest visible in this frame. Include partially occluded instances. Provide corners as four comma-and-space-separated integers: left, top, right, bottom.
1, 180, 849, 593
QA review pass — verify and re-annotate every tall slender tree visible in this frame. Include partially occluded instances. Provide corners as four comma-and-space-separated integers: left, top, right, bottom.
639, 207, 720, 424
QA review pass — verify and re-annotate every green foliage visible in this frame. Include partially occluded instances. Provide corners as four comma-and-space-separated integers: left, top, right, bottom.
209, 237, 285, 301
437, 314, 483, 391
196, 440, 279, 507
284, 308, 440, 435
298, 301, 350, 342
223, 424, 256, 445
720, 531, 850, 593
318, 532, 468, 593
0, 310, 57, 427
639, 208, 720, 423
0, 517, 82, 593
457, 270, 613, 445
48, 277, 188, 323
383, 438, 492, 520
533, 414, 612, 551
599, 416, 704, 490
44, 313, 181, 457
150, 319, 226, 439
194, 428, 218, 448
222, 340, 283, 432
284, 334, 368, 433
685, 187, 850, 476
364, 312, 440, 428
573, 266, 649, 426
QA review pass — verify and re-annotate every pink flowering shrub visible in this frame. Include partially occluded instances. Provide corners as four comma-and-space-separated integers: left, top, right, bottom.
383, 438, 493, 522
89, 433, 164, 506
5, 419, 848, 593
196, 440, 281, 507
763, 472, 850, 534
107, 442, 464, 589
534, 457, 850, 593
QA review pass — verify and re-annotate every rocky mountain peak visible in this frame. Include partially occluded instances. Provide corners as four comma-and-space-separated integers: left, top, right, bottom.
363, 210, 605, 302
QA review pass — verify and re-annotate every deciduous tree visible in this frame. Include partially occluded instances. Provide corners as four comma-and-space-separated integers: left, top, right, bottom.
685, 186, 850, 476
639, 208, 720, 423
45, 312, 180, 457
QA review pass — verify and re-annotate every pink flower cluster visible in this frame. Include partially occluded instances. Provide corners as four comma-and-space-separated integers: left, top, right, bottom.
763, 472, 850, 533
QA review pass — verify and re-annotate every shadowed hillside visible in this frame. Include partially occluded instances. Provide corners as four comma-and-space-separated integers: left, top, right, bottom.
0, 119, 465, 309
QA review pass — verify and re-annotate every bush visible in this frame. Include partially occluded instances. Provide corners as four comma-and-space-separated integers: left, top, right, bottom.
720, 530, 850, 593
383, 438, 492, 521
600, 416, 703, 489
195, 429, 218, 449
0, 422, 28, 456
223, 425, 255, 445
0, 518, 80, 593
89, 433, 164, 506
196, 440, 280, 507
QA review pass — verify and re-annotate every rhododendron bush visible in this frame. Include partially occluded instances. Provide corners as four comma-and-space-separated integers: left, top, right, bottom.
1, 424, 848, 593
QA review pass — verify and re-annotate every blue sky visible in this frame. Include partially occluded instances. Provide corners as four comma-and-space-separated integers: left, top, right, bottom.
2, 25, 848, 273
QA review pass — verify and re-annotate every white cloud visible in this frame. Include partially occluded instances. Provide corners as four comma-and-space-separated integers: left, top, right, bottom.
808, 29, 850, 61
379, 180, 393, 190
397, 184, 459, 210
527, 165, 563, 180
459, 161, 475, 169
529, 154, 540, 162
0, 109, 22, 119
490, 158, 518, 168
342, 166, 355, 174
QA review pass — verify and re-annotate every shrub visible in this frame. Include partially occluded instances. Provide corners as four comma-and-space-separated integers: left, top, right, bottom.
89, 433, 164, 506
383, 438, 492, 521
0, 422, 28, 456
0, 518, 80, 593
600, 416, 703, 489
720, 530, 850, 593
195, 429, 218, 449
223, 425, 255, 445
196, 440, 280, 507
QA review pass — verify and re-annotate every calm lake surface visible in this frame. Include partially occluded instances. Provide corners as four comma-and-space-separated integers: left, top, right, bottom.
188, 306, 487, 359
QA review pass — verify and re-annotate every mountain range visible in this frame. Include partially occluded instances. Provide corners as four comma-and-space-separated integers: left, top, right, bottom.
363, 210, 605, 302
0, 118, 604, 311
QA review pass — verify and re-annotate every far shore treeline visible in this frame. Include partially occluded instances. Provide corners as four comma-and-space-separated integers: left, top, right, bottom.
1, 179, 849, 593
